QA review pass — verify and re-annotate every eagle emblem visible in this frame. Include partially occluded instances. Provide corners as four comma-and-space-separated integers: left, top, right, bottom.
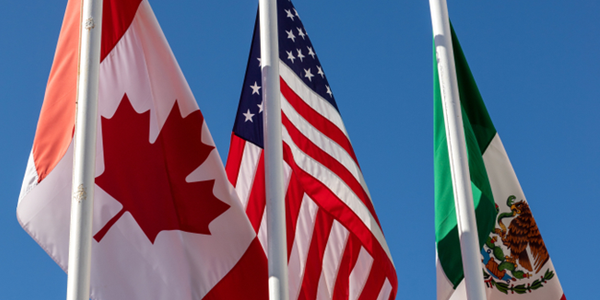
481, 195, 556, 294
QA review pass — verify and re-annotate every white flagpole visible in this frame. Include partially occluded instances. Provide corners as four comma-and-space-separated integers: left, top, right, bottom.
429, 0, 487, 299
259, 1, 289, 300
66, 0, 103, 299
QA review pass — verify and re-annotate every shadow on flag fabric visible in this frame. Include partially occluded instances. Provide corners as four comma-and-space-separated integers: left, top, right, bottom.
225, 1, 397, 299
16, 0, 268, 299
434, 25, 566, 300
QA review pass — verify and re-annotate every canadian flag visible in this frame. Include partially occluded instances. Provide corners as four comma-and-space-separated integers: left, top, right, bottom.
16, 0, 267, 299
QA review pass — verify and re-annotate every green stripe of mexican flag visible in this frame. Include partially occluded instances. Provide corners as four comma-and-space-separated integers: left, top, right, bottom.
433, 23, 497, 296
434, 26, 565, 300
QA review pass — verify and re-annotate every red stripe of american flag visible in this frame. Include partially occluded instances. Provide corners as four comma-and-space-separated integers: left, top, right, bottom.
297, 211, 334, 299
246, 152, 266, 232
357, 256, 387, 300
337, 235, 364, 299
286, 174, 306, 258
225, 134, 245, 186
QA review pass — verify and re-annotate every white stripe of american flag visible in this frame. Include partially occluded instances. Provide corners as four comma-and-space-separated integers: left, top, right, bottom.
349, 247, 374, 300
235, 142, 262, 210
376, 279, 393, 300
288, 195, 319, 300
316, 220, 349, 300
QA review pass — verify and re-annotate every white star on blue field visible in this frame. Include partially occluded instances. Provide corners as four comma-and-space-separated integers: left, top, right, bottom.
1, 1, 598, 299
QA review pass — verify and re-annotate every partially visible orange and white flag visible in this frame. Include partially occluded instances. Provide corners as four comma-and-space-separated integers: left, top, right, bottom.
17, 1, 267, 299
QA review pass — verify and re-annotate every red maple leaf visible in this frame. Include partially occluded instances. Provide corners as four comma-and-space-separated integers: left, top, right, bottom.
94, 94, 230, 243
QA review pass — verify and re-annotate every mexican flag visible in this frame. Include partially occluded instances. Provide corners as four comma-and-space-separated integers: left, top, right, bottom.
434, 26, 566, 300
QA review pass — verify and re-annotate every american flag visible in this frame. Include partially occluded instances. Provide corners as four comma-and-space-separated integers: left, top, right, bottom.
225, 1, 397, 299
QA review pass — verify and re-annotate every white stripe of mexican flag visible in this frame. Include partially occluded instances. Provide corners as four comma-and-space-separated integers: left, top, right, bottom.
434, 25, 566, 300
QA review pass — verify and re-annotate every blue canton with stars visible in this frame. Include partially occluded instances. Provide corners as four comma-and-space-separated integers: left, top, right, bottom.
233, 0, 339, 149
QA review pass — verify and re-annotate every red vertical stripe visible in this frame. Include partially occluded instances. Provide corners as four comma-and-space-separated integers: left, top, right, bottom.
356, 258, 386, 300
286, 174, 305, 258
32, 0, 80, 182
332, 235, 362, 300
297, 211, 334, 300
245, 152, 266, 232
225, 134, 246, 187
34, 0, 145, 182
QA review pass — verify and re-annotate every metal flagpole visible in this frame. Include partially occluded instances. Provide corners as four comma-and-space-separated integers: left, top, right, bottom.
259, 0, 289, 300
66, 0, 103, 299
429, 0, 487, 299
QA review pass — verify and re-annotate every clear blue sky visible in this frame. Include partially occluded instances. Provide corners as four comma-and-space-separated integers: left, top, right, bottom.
1, 1, 598, 299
